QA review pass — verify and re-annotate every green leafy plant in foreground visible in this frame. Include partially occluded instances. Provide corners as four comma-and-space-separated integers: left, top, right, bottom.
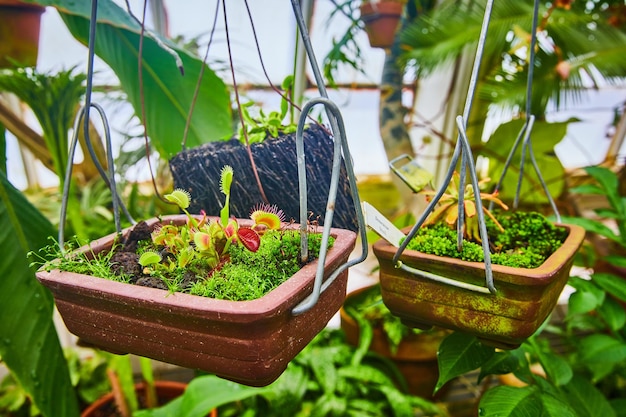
434, 263, 626, 417
561, 165, 626, 268
430, 165, 626, 415
343, 284, 425, 355
137, 329, 445, 417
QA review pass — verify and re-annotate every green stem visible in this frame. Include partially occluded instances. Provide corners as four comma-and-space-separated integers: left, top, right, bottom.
0, 122, 6, 175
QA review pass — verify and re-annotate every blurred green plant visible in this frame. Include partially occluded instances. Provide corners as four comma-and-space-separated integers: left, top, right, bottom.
139, 329, 444, 417
399, 0, 626, 205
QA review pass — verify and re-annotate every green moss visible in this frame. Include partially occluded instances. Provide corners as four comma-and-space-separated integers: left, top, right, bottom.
39, 230, 333, 302
182, 230, 332, 301
405, 211, 567, 268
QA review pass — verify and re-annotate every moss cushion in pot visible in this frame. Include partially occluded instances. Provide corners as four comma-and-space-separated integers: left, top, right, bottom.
37, 215, 357, 387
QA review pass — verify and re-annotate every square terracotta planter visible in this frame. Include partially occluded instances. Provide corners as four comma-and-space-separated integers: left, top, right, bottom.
373, 223, 585, 349
37, 215, 356, 387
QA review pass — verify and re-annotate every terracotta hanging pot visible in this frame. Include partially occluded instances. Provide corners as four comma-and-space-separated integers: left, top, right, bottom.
81, 381, 201, 417
373, 223, 585, 349
37, 215, 356, 387
0, 0, 45, 68
359, 1, 404, 49
340, 285, 451, 399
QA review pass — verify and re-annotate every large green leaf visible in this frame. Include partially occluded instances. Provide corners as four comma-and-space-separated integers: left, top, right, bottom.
578, 333, 626, 381
592, 273, 626, 303
479, 385, 577, 417
436, 332, 495, 391
26, 0, 233, 159
135, 375, 267, 417
560, 375, 617, 417
0, 173, 79, 417
481, 118, 569, 205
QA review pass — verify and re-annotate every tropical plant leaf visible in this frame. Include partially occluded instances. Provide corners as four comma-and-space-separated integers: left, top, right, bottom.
478, 349, 526, 383
609, 398, 626, 417
568, 290, 603, 317
560, 375, 617, 417
534, 349, 572, 387
584, 166, 624, 218
560, 216, 620, 243
578, 333, 626, 381
436, 332, 495, 391
606, 255, 626, 268
0, 172, 79, 417
135, 375, 268, 417
26, 0, 233, 159
479, 385, 577, 417
597, 296, 626, 333
377, 384, 415, 417
592, 272, 626, 303
482, 118, 569, 205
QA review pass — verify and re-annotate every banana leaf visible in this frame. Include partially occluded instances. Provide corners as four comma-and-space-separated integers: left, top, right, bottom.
24, 0, 233, 159
0, 172, 79, 417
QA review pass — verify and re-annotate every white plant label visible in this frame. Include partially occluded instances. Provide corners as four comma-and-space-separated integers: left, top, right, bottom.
362, 202, 405, 247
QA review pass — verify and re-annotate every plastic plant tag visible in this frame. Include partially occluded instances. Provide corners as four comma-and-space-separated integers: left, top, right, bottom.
362, 202, 405, 247
389, 154, 433, 193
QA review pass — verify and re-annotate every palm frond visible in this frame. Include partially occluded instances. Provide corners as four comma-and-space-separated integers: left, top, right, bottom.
400, 0, 626, 116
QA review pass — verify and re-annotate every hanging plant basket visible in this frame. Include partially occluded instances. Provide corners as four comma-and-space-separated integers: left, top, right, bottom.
359, 1, 404, 49
169, 124, 358, 232
37, 215, 357, 387
373, 223, 585, 349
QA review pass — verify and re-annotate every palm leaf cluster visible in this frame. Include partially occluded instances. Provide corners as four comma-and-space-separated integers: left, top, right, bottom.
399, 0, 626, 116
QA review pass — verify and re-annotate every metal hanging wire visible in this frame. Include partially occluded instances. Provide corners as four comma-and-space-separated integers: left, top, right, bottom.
489, 0, 561, 223
59, 0, 367, 314
59, 0, 135, 252
290, 0, 368, 315
392, 0, 498, 294
392, 0, 559, 295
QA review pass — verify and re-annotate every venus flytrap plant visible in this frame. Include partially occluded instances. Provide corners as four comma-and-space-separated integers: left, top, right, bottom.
35, 165, 326, 302
137, 166, 287, 289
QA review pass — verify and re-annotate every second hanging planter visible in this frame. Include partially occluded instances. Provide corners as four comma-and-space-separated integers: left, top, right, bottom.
373, 222, 585, 349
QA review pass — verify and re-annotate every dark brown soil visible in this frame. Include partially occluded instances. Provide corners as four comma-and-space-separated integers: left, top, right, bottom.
107, 221, 202, 291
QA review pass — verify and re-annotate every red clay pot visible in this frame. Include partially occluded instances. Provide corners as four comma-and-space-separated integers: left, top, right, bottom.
81, 381, 190, 417
0, 0, 45, 68
374, 224, 585, 349
37, 215, 356, 387
359, 1, 404, 48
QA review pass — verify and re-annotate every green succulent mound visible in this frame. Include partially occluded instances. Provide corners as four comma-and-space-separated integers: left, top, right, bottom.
405, 211, 568, 268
